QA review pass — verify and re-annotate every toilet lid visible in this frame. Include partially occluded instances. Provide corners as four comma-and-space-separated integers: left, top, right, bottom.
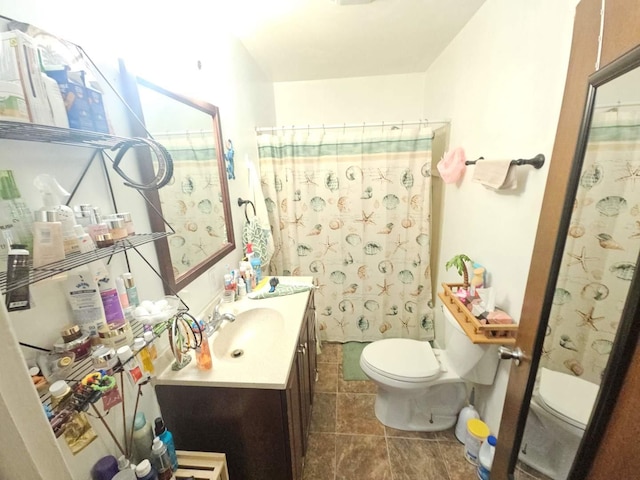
538, 368, 599, 428
361, 339, 440, 382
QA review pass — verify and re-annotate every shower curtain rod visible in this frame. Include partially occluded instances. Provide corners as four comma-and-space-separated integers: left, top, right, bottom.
255, 119, 450, 133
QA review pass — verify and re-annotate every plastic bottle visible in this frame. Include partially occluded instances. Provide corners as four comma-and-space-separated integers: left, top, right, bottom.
143, 331, 158, 361
32, 210, 65, 268
154, 417, 178, 472
34, 173, 78, 255
477, 435, 497, 480
455, 388, 480, 443
5, 245, 31, 311
131, 412, 154, 465
134, 337, 155, 375
117, 345, 146, 386
122, 272, 140, 307
194, 322, 212, 370
247, 243, 262, 282
150, 437, 177, 480
134, 459, 158, 480
0, 169, 34, 254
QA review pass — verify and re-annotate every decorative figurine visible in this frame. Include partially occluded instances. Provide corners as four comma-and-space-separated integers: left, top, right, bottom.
225, 139, 235, 180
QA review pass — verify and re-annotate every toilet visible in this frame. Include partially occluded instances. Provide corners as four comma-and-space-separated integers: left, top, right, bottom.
518, 367, 598, 480
359, 306, 500, 431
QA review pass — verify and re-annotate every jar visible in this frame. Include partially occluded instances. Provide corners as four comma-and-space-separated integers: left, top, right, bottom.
91, 346, 118, 374
49, 379, 72, 408
95, 232, 114, 248
104, 216, 128, 240
98, 321, 133, 350
115, 212, 135, 236
53, 324, 92, 360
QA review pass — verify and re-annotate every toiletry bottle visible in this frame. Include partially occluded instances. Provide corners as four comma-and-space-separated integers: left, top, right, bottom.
131, 412, 154, 465
455, 387, 479, 443
134, 337, 155, 375
116, 212, 135, 236
116, 345, 146, 386
97, 267, 126, 326
32, 210, 66, 267
194, 321, 212, 370
134, 459, 158, 480
122, 272, 140, 307
0, 170, 34, 253
5, 245, 30, 311
154, 417, 179, 472
246, 243, 263, 282
116, 276, 130, 309
477, 434, 497, 480
143, 331, 158, 361
34, 173, 78, 255
87, 206, 110, 243
150, 437, 176, 480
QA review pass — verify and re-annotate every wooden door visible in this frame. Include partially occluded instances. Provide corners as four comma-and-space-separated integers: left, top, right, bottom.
493, 1, 640, 478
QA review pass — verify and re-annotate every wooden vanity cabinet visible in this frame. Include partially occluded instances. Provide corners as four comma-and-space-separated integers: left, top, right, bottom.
155, 290, 317, 480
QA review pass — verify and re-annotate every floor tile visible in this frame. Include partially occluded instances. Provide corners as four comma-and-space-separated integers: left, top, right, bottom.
438, 440, 477, 480
385, 425, 444, 441
310, 393, 337, 433
515, 461, 554, 480
337, 364, 377, 394
387, 437, 450, 480
316, 361, 338, 393
318, 342, 342, 363
336, 392, 385, 436
303, 433, 336, 480
335, 434, 392, 480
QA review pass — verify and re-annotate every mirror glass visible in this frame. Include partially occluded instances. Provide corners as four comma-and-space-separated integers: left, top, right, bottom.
518, 63, 640, 479
122, 73, 235, 293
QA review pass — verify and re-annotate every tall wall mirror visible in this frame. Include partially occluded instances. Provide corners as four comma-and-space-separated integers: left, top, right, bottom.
119, 62, 235, 293
516, 46, 640, 480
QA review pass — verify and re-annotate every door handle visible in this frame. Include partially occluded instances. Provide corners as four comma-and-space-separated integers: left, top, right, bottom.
498, 346, 524, 366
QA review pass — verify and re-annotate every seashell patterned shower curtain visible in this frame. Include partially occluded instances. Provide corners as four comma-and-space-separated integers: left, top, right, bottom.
541, 108, 640, 385
257, 127, 435, 343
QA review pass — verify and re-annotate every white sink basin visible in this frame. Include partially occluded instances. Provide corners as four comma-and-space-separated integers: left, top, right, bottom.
211, 307, 285, 361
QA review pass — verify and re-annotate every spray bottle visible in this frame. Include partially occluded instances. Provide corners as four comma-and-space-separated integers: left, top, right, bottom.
34, 174, 78, 255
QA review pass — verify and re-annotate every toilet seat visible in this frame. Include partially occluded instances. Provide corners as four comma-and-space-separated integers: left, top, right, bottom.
537, 368, 598, 430
361, 338, 440, 383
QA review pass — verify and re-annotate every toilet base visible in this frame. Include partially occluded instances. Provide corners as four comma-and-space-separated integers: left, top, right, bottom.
373, 381, 467, 431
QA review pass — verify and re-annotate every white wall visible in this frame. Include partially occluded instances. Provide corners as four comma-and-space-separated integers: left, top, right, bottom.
423, 0, 578, 432
0, 2, 275, 478
271, 0, 579, 435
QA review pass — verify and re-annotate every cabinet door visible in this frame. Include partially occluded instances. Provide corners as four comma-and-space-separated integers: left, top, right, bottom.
297, 321, 311, 454
305, 290, 317, 403
286, 352, 304, 480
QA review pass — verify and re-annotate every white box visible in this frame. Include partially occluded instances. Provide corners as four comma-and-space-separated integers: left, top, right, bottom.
0, 31, 54, 125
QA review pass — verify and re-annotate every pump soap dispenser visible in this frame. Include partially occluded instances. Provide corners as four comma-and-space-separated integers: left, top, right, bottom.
34, 174, 78, 255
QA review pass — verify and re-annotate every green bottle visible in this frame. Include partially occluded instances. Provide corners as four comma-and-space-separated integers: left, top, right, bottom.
0, 170, 34, 254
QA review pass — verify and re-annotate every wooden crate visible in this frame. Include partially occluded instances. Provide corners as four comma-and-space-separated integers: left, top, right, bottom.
175, 451, 229, 480
438, 283, 518, 345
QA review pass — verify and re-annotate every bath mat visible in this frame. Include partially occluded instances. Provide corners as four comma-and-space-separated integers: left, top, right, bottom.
342, 342, 370, 381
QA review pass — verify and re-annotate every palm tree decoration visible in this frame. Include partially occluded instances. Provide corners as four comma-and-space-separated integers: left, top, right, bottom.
445, 253, 473, 289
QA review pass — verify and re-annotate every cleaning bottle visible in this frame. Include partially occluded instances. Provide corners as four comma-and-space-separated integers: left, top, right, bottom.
477, 434, 497, 480
134, 459, 158, 480
150, 437, 176, 480
246, 243, 262, 283
34, 173, 78, 255
455, 387, 479, 443
154, 417, 178, 472
131, 412, 153, 464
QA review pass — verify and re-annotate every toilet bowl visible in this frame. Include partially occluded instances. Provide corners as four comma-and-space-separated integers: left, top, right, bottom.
518, 368, 598, 480
359, 306, 500, 431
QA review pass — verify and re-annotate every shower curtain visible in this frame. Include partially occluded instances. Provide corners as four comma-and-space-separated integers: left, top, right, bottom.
257, 126, 435, 343
541, 108, 640, 385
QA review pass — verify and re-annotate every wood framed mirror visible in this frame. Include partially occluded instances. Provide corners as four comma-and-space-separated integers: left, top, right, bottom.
119, 61, 235, 294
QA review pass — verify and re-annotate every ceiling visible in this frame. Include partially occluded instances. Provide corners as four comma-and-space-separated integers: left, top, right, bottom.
225, 0, 486, 82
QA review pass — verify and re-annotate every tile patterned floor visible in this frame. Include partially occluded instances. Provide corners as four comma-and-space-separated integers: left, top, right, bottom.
303, 342, 550, 480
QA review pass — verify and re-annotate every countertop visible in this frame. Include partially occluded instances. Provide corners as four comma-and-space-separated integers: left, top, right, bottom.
154, 276, 313, 390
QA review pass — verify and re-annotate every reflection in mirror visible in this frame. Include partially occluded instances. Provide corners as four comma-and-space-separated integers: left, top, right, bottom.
121, 69, 235, 294
519, 64, 640, 479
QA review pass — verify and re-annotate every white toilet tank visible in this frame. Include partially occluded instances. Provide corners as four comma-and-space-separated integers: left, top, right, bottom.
442, 306, 500, 385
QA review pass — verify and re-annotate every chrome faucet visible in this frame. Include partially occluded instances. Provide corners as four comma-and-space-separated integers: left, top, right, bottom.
208, 300, 236, 333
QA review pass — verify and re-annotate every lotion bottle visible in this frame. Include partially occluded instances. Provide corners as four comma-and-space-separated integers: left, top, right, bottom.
34, 174, 78, 255
32, 210, 65, 268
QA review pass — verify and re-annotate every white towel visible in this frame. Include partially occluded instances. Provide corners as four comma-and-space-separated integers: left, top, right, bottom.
472, 160, 517, 190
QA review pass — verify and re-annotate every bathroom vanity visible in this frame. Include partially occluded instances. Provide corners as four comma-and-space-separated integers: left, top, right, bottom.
154, 278, 316, 480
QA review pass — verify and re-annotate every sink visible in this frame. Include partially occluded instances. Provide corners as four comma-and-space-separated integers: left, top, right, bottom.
211, 307, 285, 361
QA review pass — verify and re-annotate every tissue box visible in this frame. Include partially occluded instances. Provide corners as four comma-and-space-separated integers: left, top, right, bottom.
45, 68, 94, 131
0, 31, 54, 125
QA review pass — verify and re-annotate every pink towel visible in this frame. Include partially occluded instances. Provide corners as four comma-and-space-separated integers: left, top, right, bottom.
437, 147, 466, 183
472, 160, 517, 190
